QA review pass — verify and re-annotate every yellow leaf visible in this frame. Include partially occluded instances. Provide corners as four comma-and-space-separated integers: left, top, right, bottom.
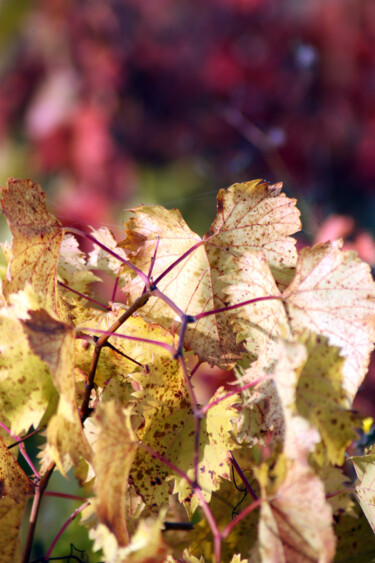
296, 334, 359, 465
131, 355, 239, 515
0, 293, 58, 434
87, 508, 169, 563
283, 241, 375, 400
351, 453, 375, 533
1, 178, 64, 316
223, 251, 289, 363
93, 401, 137, 546
119, 180, 300, 367
0, 496, 27, 563
58, 233, 100, 295
0, 436, 34, 502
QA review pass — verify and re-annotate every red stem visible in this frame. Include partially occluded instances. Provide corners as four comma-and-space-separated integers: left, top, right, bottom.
221, 497, 262, 539
63, 227, 150, 287
195, 295, 282, 320
78, 326, 175, 355
44, 501, 89, 560
44, 491, 87, 501
57, 281, 107, 309
153, 239, 206, 285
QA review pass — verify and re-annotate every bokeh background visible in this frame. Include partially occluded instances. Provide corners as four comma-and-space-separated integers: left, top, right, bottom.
1, 0, 375, 559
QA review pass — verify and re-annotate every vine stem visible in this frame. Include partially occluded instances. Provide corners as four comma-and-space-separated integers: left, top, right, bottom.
63, 227, 150, 288
22, 461, 56, 563
57, 281, 107, 310
221, 497, 262, 539
79, 291, 150, 421
230, 451, 258, 501
44, 501, 89, 560
200, 378, 266, 415
195, 295, 283, 320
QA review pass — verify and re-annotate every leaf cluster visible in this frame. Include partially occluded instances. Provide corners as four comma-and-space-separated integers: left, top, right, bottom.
1, 177, 375, 562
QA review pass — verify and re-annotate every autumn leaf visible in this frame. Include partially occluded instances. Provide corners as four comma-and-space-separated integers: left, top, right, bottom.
253, 457, 336, 562
0, 496, 28, 563
295, 334, 360, 465
0, 437, 34, 502
119, 180, 300, 368
88, 226, 129, 277
86, 506, 169, 563
58, 233, 100, 295
93, 401, 137, 546
130, 356, 239, 515
223, 251, 289, 364
1, 178, 65, 316
0, 289, 58, 434
283, 241, 375, 401
351, 450, 375, 533
334, 504, 375, 562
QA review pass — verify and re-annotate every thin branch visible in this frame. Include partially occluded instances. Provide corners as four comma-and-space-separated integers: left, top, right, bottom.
111, 275, 120, 303
194, 487, 222, 563
220, 497, 262, 539
153, 239, 206, 285
151, 287, 191, 322
7, 427, 45, 450
22, 461, 56, 563
57, 281, 107, 310
63, 227, 150, 288
229, 452, 258, 501
200, 379, 266, 415
44, 492, 87, 501
80, 327, 174, 356
45, 501, 90, 560
190, 360, 202, 379
93, 336, 144, 369
79, 292, 150, 421
195, 295, 282, 320
19, 442, 40, 479
143, 236, 160, 294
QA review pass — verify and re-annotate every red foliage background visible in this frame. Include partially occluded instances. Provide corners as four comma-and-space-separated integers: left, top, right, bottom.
1, 0, 375, 415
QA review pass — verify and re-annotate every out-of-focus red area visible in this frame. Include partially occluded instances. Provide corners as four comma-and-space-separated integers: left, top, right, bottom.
1, 0, 375, 415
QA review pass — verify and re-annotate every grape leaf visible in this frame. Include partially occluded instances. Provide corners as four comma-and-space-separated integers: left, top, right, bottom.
0, 496, 27, 562
283, 241, 375, 400
88, 226, 129, 277
253, 457, 336, 562
130, 356, 239, 515
86, 506, 169, 563
296, 334, 360, 465
351, 451, 375, 533
93, 401, 137, 546
0, 289, 58, 434
0, 436, 34, 502
208, 180, 300, 288
1, 178, 65, 316
334, 504, 375, 562
119, 180, 300, 368
58, 233, 100, 294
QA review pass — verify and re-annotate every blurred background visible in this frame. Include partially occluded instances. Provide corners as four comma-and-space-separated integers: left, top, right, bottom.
1, 0, 375, 558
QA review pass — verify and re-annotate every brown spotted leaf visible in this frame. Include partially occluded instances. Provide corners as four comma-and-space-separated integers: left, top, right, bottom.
131, 355, 239, 516
0, 289, 58, 434
253, 457, 336, 562
21, 307, 92, 472
1, 178, 64, 316
283, 241, 375, 401
0, 436, 34, 502
119, 180, 300, 367
351, 451, 375, 533
0, 496, 28, 562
